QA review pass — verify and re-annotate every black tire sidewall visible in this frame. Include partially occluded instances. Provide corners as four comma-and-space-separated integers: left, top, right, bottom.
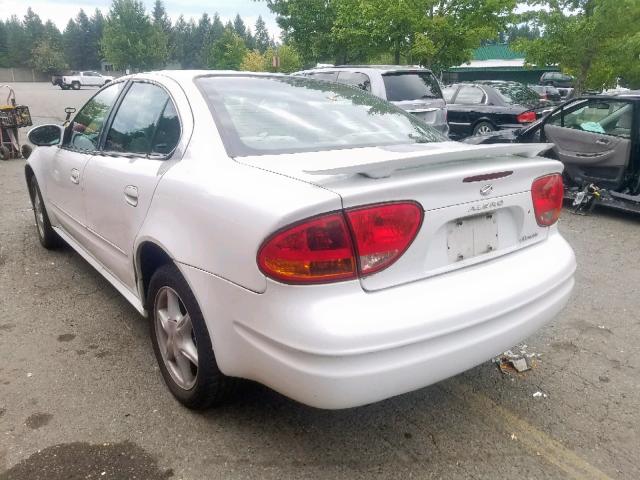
147, 263, 231, 409
29, 176, 60, 249
72, 82, 80, 90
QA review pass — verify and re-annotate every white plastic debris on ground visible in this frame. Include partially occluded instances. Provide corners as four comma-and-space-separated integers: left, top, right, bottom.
493, 344, 542, 374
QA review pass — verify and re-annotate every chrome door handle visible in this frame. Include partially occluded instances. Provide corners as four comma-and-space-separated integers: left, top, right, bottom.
596, 138, 610, 145
70, 168, 80, 184
124, 185, 138, 207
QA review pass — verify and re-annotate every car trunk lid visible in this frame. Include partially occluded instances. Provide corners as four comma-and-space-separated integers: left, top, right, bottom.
237, 142, 562, 291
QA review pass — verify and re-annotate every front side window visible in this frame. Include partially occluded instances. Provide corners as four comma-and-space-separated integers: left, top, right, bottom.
337, 72, 371, 92
550, 99, 632, 138
64, 82, 123, 151
196, 76, 445, 157
104, 82, 176, 155
454, 86, 485, 105
382, 72, 442, 101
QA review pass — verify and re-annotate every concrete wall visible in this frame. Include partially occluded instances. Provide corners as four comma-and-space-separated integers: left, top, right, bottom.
0, 68, 128, 83
0, 68, 50, 83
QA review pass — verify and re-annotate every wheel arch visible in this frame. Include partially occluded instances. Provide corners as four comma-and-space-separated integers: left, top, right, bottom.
24, 164, 36, 198
135, 240, 175, 308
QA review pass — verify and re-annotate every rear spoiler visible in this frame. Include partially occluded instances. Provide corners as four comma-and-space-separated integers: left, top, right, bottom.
304, 143, 554, 179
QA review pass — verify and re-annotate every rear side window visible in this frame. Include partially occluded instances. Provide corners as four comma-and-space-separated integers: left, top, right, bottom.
454, 86, 485, 105
152, 101, 181, 155
337, 72, 371, 92
104, 82, 177, 155
442, 86, 457, 103
382, 72, 442, 101
307, 72, 338, 82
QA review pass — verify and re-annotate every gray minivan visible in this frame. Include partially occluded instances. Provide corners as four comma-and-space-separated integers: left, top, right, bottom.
296, 66, 449, 136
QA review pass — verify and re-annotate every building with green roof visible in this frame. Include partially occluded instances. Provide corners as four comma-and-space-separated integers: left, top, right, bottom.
443, 44, 558, 85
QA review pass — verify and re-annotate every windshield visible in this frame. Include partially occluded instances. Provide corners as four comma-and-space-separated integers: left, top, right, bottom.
492, 84, 540, 106
196, 76, 445, 157
382, 72, 442, 102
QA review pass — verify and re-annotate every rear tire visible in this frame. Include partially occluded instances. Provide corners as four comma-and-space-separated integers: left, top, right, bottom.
148, 263, 237, 409
28, 176, 62, 249
72, 82, 80, 90
473, 121, 496, 136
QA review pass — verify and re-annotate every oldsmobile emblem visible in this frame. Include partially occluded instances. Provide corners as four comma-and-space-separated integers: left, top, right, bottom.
480, 184, 494, 197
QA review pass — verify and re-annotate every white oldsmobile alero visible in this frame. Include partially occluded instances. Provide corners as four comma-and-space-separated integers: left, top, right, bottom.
25, 71, 576, 409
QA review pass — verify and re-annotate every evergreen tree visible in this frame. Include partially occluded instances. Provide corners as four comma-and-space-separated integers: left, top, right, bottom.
5, 15, 27, 67
233, 14, 246, 40
23, 7, 45, 60
254, 15, 270, 54
245, 28, 256, 50
193, 13, 212, 68
0, 21, 8, 67
152, 0, 172, 34
211, 13, 224, 43
90, 9, 106, 68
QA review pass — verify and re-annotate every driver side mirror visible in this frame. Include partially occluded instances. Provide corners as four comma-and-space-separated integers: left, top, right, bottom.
27, 124, 64, 147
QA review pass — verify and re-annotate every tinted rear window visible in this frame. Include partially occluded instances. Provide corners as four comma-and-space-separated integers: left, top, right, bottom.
196, 76, 444, 157
382, 72, 442, 101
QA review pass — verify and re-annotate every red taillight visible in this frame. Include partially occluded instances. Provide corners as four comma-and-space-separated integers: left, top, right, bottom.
346, 202, 423, 275
517, 111, 537, 123
531, 174, 564, 226
257, 202, 423, 284
257, 213, 356, 284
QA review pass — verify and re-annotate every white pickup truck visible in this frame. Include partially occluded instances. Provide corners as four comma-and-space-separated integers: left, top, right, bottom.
59, 71, 114, 90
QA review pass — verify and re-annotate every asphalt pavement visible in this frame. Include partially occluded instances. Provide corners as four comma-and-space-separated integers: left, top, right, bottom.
0, 83, 638, 480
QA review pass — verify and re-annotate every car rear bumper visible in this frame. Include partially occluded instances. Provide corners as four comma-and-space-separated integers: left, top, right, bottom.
181, 231, 575, 409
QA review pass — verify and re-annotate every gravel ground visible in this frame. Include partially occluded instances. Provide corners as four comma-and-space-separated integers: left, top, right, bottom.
0, 83, 638, 480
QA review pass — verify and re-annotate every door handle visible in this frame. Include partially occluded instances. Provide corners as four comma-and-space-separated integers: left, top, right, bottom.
596, 138, 610, 145
124, 185, 138, 207
70, 168, 80, 184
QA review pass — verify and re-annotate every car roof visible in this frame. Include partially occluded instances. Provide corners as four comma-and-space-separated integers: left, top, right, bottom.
301, 65, 434, 74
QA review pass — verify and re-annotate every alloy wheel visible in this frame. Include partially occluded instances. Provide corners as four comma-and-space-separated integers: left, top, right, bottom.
154, 286, 199, 390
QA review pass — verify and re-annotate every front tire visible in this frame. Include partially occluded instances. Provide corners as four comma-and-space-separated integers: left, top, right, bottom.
72, 82, 80, 90
28, 176, 61, 249
473, 121, 496, 136
148, 264, 236, 409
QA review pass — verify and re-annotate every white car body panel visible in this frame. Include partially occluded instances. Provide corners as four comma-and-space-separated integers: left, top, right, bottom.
26, 71, 576, 409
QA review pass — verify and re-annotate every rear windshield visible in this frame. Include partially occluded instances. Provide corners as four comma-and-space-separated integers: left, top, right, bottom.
492, 84, 540, 106
382, 72, 443, 101
195, 76, 444, 157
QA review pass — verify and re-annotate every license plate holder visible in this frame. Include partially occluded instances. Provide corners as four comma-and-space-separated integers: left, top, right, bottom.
447, 214, 499, 263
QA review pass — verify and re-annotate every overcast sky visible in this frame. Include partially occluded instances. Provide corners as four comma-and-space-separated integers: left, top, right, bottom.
0, 0, 281, 38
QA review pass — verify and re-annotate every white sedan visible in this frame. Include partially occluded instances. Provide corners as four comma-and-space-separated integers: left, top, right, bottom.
25, 71, 576, 409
